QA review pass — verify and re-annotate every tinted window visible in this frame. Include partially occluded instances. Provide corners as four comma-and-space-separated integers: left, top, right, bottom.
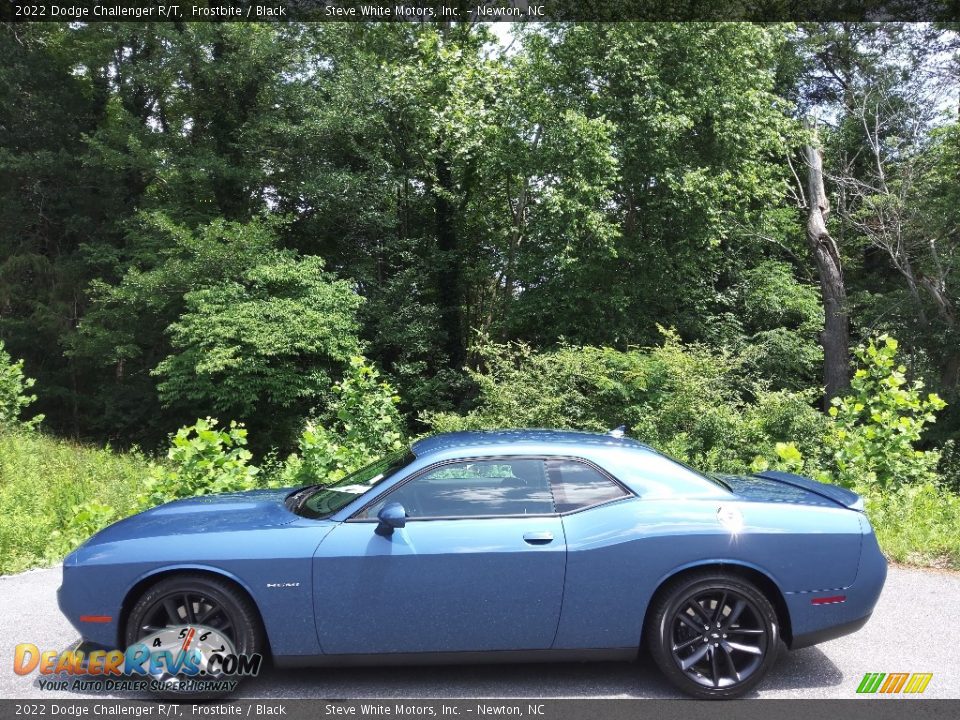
358, 458, 554, 519
547, 459, 629, 512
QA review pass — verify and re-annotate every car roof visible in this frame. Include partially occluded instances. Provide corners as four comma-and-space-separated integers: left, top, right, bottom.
403, 429, 729, 500
410, 429, 650, 458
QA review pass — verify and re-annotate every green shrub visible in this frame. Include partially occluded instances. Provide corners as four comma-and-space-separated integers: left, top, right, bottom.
49, 418, 263, 557
622, 330, 824, 472
859, 481, 960, 568
141, 418, 260, 507
821, 335, 945, 489
284, 356, 406, 484
426, 338, 647, 434
49, 501, 119, 559
0, 341, 42, 430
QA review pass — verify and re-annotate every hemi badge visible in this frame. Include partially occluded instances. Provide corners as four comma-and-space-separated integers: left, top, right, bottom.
79, 615, 112, 623
810, 595, 846, 605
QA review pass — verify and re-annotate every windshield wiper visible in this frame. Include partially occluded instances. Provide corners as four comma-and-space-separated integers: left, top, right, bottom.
285, 485, 319, 513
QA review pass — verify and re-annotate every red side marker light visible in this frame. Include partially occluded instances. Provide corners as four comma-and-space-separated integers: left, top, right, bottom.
79, 615, 112, 623
810, 595, 846, 605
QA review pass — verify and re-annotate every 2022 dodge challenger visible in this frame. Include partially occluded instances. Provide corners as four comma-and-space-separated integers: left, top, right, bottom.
58, 429, 886, 698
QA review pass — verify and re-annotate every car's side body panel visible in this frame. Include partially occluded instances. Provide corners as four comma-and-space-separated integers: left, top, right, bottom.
312, 515, 566, 654
553, 495, 864, 650
785, 515, 887, 648
59, 518, 333, 657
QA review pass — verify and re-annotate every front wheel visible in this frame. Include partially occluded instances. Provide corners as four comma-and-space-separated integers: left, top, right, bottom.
124, 573, 264, 696
646, 572, 780, 699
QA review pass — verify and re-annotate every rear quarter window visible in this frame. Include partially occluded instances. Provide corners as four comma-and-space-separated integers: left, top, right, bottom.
547, 459, 630, 513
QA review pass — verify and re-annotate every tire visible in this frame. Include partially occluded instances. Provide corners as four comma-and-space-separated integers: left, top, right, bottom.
645, 571, 780, 699
124, 573, 264, 696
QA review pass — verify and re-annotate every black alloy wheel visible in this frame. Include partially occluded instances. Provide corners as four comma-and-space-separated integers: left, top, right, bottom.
124, 573, 264, 694
647, 572, 780, 699
136, 589, 235, 639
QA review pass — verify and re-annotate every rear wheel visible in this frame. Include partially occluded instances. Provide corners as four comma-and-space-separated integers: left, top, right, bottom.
646, 572, 779, 699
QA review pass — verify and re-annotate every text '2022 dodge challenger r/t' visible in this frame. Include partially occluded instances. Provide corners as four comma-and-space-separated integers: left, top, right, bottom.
58, 429, 886, 698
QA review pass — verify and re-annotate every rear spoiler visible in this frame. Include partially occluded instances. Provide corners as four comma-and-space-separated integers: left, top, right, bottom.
753, 470, 864, 511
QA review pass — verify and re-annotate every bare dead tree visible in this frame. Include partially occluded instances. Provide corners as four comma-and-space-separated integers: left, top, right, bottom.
829, 78, 960, 392
803, 119, 851, 407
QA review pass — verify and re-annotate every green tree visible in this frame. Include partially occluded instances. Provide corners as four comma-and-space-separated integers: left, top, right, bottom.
0, 23, 308, 443
75, 214, 362, 449
517, 23, 799, 347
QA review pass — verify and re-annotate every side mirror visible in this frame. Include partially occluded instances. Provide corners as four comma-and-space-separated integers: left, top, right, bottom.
375, 502, 407, 536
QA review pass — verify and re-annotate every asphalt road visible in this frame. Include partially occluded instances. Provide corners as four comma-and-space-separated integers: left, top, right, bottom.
1, 565, 958, 700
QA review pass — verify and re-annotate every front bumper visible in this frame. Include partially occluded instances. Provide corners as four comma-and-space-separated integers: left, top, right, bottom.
57, 560, 123, 648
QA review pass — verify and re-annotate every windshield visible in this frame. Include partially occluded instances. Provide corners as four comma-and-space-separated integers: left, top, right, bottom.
290, 450, 415, 519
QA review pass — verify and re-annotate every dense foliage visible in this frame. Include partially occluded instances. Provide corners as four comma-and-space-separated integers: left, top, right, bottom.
426, 331, 826, 474
282, 356, 406, 485
142, 418, 261, 507
0, 430, 151, 573
3, 22, 960, 570
822, 336, 945, 489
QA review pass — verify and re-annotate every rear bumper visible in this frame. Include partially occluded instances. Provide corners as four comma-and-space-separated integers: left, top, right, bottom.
791, 612, 872, 650
785, 516, 887, 650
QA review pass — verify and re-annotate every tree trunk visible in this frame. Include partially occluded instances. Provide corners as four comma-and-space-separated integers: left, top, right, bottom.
804, 123, 850, 407
941, 349, 960, 394
919, 274, 960, 395
434, 151, 465, 370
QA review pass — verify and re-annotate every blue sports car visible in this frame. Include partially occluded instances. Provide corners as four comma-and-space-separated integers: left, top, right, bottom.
59, 429, 886, 698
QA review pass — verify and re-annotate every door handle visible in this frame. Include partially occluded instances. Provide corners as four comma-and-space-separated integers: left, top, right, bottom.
523, 531, 554, 545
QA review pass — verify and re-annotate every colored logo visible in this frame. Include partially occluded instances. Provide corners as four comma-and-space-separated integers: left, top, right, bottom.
14, 624, 262, 694
856, 672, 933, 694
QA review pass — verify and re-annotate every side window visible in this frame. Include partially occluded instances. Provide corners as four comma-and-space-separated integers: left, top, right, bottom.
547, 459, 629, 513
357, 458, 555, 519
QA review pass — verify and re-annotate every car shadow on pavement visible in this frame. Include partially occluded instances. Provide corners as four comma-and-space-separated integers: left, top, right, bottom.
237, 647, 843, 700
31, 639, 842, 700
753, 646, 844, 695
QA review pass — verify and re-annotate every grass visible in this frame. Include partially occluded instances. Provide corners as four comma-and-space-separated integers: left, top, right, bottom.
0, 430, 150, 574
2, 428, 960, 575
860, 481, 960, 570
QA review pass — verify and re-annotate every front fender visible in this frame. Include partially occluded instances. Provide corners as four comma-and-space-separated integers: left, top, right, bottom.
57, 520, 334, 656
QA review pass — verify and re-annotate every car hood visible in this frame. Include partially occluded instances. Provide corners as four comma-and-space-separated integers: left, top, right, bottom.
719, 470, 864, 510
80, 488, 299, 547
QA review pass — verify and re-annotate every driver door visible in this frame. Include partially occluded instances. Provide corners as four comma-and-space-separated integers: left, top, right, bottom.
312, 458, 566, 655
